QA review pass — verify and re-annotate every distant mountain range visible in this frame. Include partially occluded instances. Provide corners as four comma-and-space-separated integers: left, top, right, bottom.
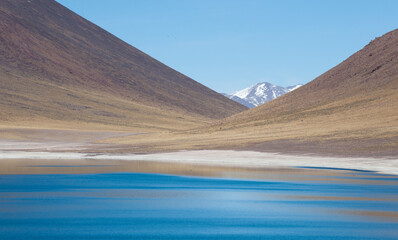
223, 82, 302, 108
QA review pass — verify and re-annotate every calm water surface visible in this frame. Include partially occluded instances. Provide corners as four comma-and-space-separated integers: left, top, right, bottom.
1, 170, 398, 239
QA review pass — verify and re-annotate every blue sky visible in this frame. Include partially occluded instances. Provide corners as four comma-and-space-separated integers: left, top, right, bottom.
57, 0, 398, 93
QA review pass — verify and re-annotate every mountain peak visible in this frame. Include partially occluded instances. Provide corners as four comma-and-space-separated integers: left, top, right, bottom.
227, 82, 302, 108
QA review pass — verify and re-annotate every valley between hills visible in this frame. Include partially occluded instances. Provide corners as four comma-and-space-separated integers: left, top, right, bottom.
1, 0, 398, 165
101, 29, 398, 157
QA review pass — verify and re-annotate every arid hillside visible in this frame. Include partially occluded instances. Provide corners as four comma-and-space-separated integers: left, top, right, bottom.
111, 29, 398, 156
0, 0, 246, 130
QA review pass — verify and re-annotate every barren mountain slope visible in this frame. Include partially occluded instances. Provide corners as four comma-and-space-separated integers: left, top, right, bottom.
0, 0, 246, 130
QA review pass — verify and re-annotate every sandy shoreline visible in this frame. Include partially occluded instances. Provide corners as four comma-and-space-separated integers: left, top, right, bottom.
1, 150, 397, 175
1, 129, 397, 175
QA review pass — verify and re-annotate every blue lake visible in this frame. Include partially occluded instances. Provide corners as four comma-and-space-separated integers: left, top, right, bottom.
1, 171, 398, 239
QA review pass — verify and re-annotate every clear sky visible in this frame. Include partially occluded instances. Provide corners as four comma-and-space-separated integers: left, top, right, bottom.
56, 0, 398, 93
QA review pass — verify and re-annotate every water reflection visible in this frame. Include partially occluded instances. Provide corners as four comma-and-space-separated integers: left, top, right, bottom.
0, 162, 398, 239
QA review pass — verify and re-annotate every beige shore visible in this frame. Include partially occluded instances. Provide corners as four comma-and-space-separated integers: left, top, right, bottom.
111, 150, 398, 175
1, 150, 398, 175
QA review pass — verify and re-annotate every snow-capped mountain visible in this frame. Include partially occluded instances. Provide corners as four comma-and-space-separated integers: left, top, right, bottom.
224, 82, 302, 108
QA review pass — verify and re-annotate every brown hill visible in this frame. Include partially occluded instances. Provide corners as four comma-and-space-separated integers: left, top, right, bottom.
0, 0, 246, 130
111, 29, 398, 156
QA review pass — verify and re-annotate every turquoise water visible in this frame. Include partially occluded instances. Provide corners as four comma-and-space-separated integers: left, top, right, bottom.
1, 172, 398, 239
